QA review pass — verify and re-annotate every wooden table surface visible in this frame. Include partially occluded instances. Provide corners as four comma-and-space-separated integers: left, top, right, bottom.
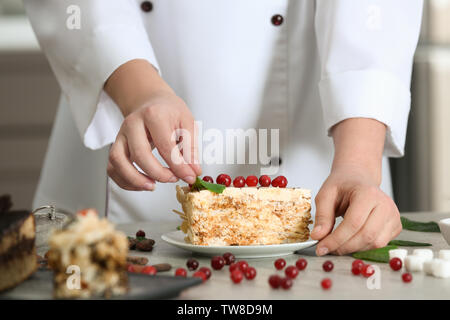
119, 212, 450, 300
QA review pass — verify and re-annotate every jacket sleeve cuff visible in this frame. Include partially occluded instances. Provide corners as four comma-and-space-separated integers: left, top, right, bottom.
66, 25, 160, 150
318, 68, 411, 157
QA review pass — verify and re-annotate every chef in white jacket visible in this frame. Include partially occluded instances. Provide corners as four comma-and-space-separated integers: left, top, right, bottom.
25, 0, 423, 255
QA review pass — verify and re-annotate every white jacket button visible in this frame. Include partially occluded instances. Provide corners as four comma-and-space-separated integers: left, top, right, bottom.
141, 1, 153, 12
271, 14, 284, 26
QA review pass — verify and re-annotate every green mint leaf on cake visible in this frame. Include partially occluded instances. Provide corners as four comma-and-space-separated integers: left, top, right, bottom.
191, 177, 225, 194
352, 245, 398, 263
388, 239, 432, 247
400, 217, 440, 233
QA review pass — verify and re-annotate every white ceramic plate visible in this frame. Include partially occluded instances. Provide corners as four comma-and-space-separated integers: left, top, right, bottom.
161, 230, 318, 258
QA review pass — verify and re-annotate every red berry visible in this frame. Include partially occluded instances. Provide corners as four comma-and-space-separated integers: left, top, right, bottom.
230, 270, 244, 284
175, 268, 187, 277
199, 267, 211, 279
296, 258, 307, 271
274, 258, 286, 270
233, 176, 246, 188
211, 256, 226, 270
361, 264, 375, 277
322, 260, 334, 272
244, 267, 257, 280
352, 259, 365, 271
193, 271, 207, 282
271, 176, 287, 188
187, 258, 199, 271
127, 265, 136, 273
259, 175, 271, 187
268, 275, 282, 289
389, 257, 403, 271
245, 175, 258, 187
285, 266, 299, 279
402, 272, 413, 283
351, 267, 361, 276
321, 278, 332, 290
229, 263, 239, 273
223, 252, 235, 265
136, 230, 145, 238
237, 261, 248, 272
216, 174, 231, 186
281, 277, 293, 290
202, 176, 214, 183
141, 266, 157, 275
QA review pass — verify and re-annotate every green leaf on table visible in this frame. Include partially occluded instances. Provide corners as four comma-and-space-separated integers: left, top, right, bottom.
401, 216, 440, 233
190, 177, 225, 194
388, 239, 432, 247
176, 226, 181, 231
352, 245, 398, 263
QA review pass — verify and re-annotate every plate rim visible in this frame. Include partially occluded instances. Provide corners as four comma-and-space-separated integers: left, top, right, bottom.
161, 230, 318, 250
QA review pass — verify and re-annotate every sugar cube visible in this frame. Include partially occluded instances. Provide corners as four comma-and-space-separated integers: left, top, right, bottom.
389, 249, 408, 263
405, 255, 425, 272
413, 249, 433, 261
438, 250, 450, 261
431, 259, 450, 278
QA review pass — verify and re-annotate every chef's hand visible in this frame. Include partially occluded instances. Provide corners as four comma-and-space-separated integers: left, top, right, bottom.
311, 118, 402, 256
104, 59, 201, 191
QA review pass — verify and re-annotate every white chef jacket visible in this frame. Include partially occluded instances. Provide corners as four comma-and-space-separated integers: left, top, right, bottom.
24, 0, 423, 223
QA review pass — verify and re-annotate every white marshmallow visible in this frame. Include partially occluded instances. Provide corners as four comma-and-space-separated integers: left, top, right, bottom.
405, 255, 425, 272
413, 249, 434, 261
423, 260, 434, 275
389, 249, 408, 263
431, 259, 450, 278
438, 250, 450, 261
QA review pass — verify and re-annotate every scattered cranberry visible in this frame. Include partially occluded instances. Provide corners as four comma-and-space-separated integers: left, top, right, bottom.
259, 175, 271, 187
193, 271, 207, 282
389, 257, 403, 271
202, 176, 214, 183
237, 261, 249, 272
175, 268, 187, 277
141, 266, 157, 275
229, 263, 239, 273
216, 174, 231, 187
199, 267, 211, 279
230, 270, 244, 284
322, 260, 334, 272
351, 267, 361, 276
272, 176, 287, 188
127, 265, 136, 273
321, 278, 332, 290
352, 259, 365, 272
223, 252, 235, 265
268, 275, 282, 289
296, 258, 307, 271
244, 267, 257, 280
186, 258, 199, 271
402, 272, 413, 283
361, 264, 375, 277
274, 258, 286, 270
285, 266, 299, 279
281, 277, 293, 290
211, 256, 226, 270
245, 175, 258, 187
136, 230, 145, 238
233, 176, 246, 188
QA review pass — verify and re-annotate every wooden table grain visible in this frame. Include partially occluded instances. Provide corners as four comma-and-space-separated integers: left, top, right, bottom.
118, 212, 450, 300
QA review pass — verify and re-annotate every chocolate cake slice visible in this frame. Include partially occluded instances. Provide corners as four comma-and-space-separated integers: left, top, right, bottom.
0, 195, 37, 292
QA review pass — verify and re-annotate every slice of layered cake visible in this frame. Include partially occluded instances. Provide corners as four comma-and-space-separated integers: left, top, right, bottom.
47, 209, 128, 298
0, 195, 37, 292
175, 177, 312, 246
